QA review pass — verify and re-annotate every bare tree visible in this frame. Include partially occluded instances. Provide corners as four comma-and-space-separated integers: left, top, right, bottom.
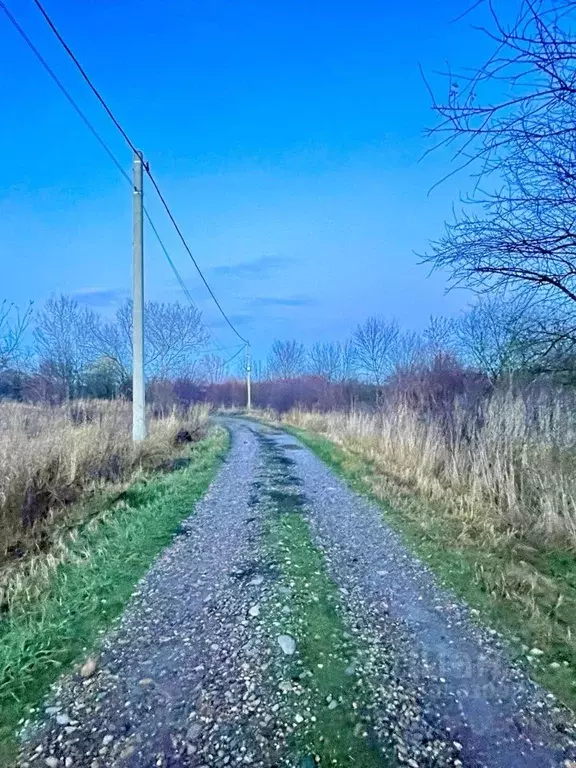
197, 353, 226, 384
425, 1, 576, 358
340, 340, 356, 382
267, 340, 307, 379
34, 296, 93, 398
308, 341, 354, 382
391, 330, 426, 373
88, 300, 208, 381
455, 296, 528, 380
146, 301, 208, 378
85, 311, 130, 385
422, 316, 457, 360
352, 317, 399, 385
250, 358, 265, 381
0, 300, 33, 370
309, 341, 338, 380
507, 302, 576, 377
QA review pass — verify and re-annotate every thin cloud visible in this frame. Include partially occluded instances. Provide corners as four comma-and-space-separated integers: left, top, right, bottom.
211, 313, 253, 328
249, 295, 316, 308
211, 255, 293, 279
71, 288, 125, 307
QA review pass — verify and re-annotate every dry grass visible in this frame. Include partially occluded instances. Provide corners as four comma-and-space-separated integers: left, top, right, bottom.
0, 399, 210, 563
278, 389, 576, 548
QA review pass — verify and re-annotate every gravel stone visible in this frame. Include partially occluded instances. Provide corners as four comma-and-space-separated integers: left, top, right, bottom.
277, 634, 297, 655
186, 722, 202, 741
79, 658, 97, 679
55, 714, 70, 726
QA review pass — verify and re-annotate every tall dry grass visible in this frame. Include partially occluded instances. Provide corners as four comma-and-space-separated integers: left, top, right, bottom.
0, 399, 210, 561
281, 388, 576, 548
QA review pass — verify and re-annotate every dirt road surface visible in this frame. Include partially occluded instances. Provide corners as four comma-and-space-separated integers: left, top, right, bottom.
20, 419, 576, 768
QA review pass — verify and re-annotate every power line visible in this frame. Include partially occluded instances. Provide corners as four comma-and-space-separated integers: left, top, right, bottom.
143, 212, 230, 352
201, 343, 245, 356
0, 0, 131, 187
143, 172, 248, 344
0, 0, 232, 352
143, 210, 198, 309
30, 0, 249, 345
31, 0, 140, 157
222, 345, 247, 368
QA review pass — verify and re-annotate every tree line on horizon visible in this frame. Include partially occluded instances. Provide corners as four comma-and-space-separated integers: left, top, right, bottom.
0, 288, 573, 408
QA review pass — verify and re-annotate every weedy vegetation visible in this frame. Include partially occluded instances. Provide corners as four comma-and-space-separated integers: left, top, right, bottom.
0, 399, 208, 564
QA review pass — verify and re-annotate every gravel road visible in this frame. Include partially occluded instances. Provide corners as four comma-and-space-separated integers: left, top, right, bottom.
20, 418, 576, 768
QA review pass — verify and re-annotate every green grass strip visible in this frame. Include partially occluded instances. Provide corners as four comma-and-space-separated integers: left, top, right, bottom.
0, 427, 229, 765
283, 425, 576, 714
265, 508, 391, 766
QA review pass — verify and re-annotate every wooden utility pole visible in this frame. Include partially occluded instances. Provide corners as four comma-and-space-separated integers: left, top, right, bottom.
132, 150, 146, 442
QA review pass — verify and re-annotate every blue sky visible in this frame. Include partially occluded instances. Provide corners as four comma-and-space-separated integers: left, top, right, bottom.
0, 0, 502, 360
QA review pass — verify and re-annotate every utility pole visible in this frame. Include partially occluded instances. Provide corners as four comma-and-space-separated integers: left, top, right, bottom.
246, 342, 252, 411
132, 150, 146, 442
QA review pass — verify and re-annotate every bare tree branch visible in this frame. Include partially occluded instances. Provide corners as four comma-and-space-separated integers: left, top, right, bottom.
425, 0, 576, 364
0, 300, 33, 370
267, 340, 307, 379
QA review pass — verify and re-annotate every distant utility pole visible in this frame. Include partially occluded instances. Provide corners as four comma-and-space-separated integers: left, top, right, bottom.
246, 342, 252, 411
132, 150, 147, 442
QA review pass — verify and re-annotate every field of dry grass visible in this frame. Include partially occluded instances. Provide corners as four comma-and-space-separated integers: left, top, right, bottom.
0, 399, 210, 567
280, 389, 576, 548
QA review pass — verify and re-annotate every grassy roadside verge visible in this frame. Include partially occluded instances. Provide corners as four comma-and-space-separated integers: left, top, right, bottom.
280, 425, 576, 713
0, 427, 228, 765
258, 434, 390, 767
